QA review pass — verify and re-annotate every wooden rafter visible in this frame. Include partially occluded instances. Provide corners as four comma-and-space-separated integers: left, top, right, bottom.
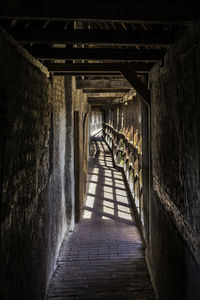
87, 97, 120, 102
26, 47, 166, 62
121, 67, 150, 106
45, 63, 154, 73
10, 29, 174, 46
86, 92, 126, 98
0, 1, 197, 24
83, 89, 130, 93
48, 62, 151, 105
76, 79, 131, 90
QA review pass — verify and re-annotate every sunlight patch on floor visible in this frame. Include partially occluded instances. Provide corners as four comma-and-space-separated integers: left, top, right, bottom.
116, 194, 129, 203
114, 174, 123, 180
103, 206, 114, 215
85, 195, 95, 208
114, 179, 124, 186
102, 216, 111, 220
103, 186, 113, 194
117, 204, 131, 213
91, 174, 99, 182
115, 189, 127, 197
83, 210, 92, 219
103, 200, 114, 208
88, 183, 97, 195
118, 210, 132, 220
104, 191, 113, 199
104, 170, 112, 176
91, 168, 99, 175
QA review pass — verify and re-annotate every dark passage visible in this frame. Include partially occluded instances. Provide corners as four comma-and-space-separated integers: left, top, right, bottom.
1, 4, 200, 299
47, 137, 155, 300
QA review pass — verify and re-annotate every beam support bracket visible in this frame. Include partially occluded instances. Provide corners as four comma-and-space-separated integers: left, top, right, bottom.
120, 67, 151, 107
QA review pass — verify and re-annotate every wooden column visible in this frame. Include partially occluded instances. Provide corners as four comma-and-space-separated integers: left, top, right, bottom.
74, 111, 80, 222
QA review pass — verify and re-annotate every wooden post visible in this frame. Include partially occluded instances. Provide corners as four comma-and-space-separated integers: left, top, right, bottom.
74, 111, 80, 222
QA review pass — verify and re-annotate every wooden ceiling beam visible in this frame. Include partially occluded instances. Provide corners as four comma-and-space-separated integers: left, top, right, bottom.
112, 89, 137, 105
86, 92, 126, 98
76, 79, 131, 90
45, 62, 154, 73
121, 67, 150, 106
53, 73, 123, 77
27, 47, 166, 61
0, 1, 197, 24
87, 97, 120, 102
83, 89, 130, 93
10, 29, 174, 46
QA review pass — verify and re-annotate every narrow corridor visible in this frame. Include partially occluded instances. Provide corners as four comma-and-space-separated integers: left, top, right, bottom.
47, 137, 155, 300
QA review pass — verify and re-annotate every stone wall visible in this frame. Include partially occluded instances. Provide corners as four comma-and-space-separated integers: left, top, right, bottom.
149, 20, 200, 299
46, 76, 75, 287
0, 29, 75, 300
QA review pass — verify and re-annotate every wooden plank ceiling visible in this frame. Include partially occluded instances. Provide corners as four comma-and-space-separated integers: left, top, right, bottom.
0, 0, 198, 108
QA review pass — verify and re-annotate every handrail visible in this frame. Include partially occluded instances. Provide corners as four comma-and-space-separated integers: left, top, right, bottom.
103, 122, 144, 226
104, 123, 139, 155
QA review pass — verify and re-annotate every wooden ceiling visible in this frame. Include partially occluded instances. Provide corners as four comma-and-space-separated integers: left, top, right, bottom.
0, 0, 198, 109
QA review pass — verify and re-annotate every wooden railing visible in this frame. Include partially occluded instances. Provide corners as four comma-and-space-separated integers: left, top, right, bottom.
103, 123, 144, 224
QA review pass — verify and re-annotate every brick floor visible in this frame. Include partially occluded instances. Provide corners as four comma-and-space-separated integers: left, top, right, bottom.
47, 137, 155, 300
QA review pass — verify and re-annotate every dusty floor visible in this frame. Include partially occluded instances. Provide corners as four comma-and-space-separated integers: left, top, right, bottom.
47, 137, 155, 300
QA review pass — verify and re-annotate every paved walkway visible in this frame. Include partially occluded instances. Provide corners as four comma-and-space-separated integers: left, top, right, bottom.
47, 137, 155, 300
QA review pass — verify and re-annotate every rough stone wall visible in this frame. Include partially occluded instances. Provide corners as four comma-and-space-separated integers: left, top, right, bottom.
0, 29, 52, 300
149, 20, 200, 299
0, 29, 74, 300
46, 76, 75, 287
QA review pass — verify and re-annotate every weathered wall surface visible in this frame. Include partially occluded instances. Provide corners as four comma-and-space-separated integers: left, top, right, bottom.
46, 76, 75, 287
73, 87, 89, 221
0, 29, 74, 300
149, 21, 200, 299
105, 99, 142, 136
